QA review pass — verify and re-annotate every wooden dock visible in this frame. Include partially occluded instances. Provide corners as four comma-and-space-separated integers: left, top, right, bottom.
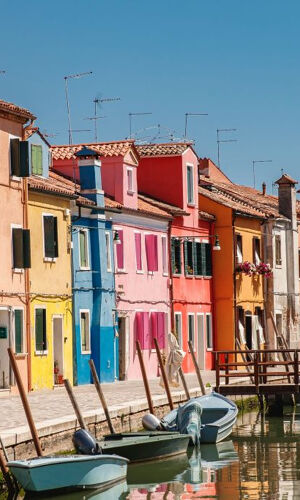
214, 349, 300, 397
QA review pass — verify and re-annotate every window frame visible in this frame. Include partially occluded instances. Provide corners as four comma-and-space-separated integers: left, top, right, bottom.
253, 237, 261, 265
78, 228, 90, 270
161, 235, 168, 276
187, 313, 195, 349
105, 231, 112, 272
186, 163, 195, 206
34, 306, 47, 355
114, 226, 125, 272
275, 234, 282, 267
171, 237, 182, 275
134, 230, 143, 273
80, 309, 91, 354
14, 307, 25, 355
236, 234, 243, 264
174, 312, 183, 348
206, 313, 213, 350
126, 167, 134, 194
11, 224, 24, 273
42, 213, 58, 262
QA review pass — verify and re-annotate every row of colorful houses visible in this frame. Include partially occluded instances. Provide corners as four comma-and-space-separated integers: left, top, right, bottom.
0, 98, 299, 392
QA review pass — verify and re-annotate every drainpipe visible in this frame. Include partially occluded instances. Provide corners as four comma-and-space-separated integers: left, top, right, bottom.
167, 221, 174, 332
23, 176, 31, 391
232, 211, 237, 351
210, 221, 217, 360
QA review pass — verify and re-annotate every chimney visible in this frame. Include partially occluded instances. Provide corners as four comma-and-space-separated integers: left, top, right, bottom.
262, 182, 266, 196
275, 173, 297, 224
75, 146, 104, 207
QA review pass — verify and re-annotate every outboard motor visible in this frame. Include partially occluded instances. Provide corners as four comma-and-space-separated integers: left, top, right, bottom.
73, 429, 102, 455
142, 413, 163, 431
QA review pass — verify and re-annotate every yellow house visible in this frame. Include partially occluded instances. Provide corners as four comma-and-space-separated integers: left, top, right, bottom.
27, 130, 75, 389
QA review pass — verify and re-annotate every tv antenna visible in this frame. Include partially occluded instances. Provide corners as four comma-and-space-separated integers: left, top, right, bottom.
92, 96, 120, 142
184, 112, 208, 140
129, 112, 152, 139
217, 128, 237, 168
64, 71, 93, 145
0, 70, 5, 75
252, 160, 272, 189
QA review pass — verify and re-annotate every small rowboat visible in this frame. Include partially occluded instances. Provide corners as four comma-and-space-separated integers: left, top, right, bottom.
161, 392, 238, 444
7, 454, 128, 494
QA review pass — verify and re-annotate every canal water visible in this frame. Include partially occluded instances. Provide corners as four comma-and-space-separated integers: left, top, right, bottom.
4, 409, 300, 499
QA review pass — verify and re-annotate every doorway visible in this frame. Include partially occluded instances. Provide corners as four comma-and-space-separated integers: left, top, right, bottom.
245, 314, 252, 350
53, 316, 64, 385
118, 317, 127, 380
197, 314, 205, 369
0, 309, 10, 389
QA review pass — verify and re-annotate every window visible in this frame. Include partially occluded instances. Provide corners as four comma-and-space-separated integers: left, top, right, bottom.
171, 238, 181, 274
79, 229, 89, 269
135, 232, 142, 271
151, 312, 166, 349
236, 234, 243, 264
275, 234, 282, 266
188, 314, 195, 348
127, 168, 134, 193
174, 312, 182, 348
187, 164, 194, 204
145, 234, 158, 272
115, 229, 124, 270
14, 309, 24, 354
105, 232, 112, 272
43, 215, 58, 259
184, 240, 212, 277
12, 228, 31, 269
31, 144, 43, 175
237, 307, 245, 344
253, 237, 261, 265
135, 311, 151, 349
35, 308, 47, 352
206, 314, 213, 349
184, 240, 194, 275
10, 138, 29, 177
161, 236, 168, 275
255, 307, 265, 344
80, 311, 91, 353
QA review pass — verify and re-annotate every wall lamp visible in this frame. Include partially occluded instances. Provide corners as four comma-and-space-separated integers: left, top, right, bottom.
174, 234, 221, 251
113, 230, 122, 245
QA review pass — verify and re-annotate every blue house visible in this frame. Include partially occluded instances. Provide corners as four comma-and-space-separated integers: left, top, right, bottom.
71, 147, 117, 384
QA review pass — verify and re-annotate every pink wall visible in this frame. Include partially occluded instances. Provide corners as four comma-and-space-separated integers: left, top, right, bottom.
101, 157, 138, 210
113, 219, 171, 379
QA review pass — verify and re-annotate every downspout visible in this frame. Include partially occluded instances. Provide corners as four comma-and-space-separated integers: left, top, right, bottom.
232, 211, 237, 350
168, 220, 174, 332
23, 177, 31, 391
210, 221, 217, 361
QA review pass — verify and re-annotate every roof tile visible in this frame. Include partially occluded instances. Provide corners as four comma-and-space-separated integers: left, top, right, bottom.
136, 142, 193, 157
0, 99, 36, 121
51, 141, 136, 160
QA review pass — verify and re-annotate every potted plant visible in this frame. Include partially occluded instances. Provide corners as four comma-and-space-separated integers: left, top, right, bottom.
236, 261, 257, 277
256, 262, 272, 278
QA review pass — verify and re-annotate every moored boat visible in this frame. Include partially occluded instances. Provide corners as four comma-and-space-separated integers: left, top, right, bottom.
161, 392, 238, 444
7, 453, 128, 494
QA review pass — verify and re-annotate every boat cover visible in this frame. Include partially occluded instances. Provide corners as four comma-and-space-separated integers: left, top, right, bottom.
162, 399, 203, 445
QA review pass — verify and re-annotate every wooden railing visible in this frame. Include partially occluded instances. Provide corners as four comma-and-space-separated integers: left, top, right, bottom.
214, 349, 300, 393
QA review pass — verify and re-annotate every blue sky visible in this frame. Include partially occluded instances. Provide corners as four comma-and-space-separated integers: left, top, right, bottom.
1, 0, 299, 192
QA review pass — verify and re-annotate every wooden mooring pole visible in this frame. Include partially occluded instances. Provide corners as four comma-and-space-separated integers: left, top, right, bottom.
188, 341, 206, 396
136, 340, 155, 414
7, 347, 43, 457
179, 367, 190, 400
63, 379, 87, 430
89, 359, 115, 434
154, 338, 174, 410
0, 443, 14, 493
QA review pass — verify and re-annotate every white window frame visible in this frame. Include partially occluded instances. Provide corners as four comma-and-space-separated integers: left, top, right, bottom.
13, 307, 26, 355
206, 313, 213, 351
174, 312, 182, 348
187, 313, 195, 349
34, 305, 48, 356
11, 223, 24, 273
253, 237, 261, 265
274, 233, 282, 268
134, 230, 144, 274
186, 163, 195, 206
42, 212, 57, 263
80, 309, 91, 354
127, 167, 134, 194
9, 133, 22, 182
78, 228, 90, 270
236, 234, 243, 264
105, 231, 112, 272
114, 226, 125, 272
161, 235, 168, 276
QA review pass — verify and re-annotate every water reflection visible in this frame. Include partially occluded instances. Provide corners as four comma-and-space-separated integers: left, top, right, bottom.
7, 410, 300, 499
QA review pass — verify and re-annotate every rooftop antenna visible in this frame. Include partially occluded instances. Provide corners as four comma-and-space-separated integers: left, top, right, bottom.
217, 128, 237, 168
184, 112, 208, 140
252, 160, 272, 189
64, 71, 93, 145
0, 70, 5, 74
84, 115, 107, 142
93, 96, 120, 142
129, 112, 152, 139
71, 129, 91, 134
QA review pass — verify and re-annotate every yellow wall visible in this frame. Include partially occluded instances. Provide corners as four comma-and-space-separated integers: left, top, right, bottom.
28, 191, 73, 390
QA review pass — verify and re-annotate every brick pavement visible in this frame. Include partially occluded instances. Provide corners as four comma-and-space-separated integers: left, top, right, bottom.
0, 372, 216, 433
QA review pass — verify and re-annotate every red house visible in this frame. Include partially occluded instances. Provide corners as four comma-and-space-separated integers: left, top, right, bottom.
136, 143, 216, 371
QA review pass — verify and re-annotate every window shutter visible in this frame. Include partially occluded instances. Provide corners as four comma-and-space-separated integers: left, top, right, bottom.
12, 228, 24, 268
157, 312, 166, 349
35, 309, 45, 351
196, 242, 202, 275
151, 312, 158, 348
10, 139, 20, 176
20, 141, 29, 177
145, 235, 153, 271
15, 310, 23, 354
183, 240, 188, 275
205, 243, 212, 276
116, 229, 124, 269
135, 312, 144, 348
200, 243, 206, 276
143, 312, 151, 349
53, 216, 58, 257
135, 233, 142, 271
22, 229, 31, 268
193, 241, 197, 275
153, 235, 158, 271
44, 216, 55, 258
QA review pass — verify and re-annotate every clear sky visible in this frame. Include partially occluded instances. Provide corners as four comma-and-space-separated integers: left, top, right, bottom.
1, 0, 299, 192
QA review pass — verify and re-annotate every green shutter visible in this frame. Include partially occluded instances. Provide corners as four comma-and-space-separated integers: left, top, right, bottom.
12, 228, 24, 268
23, 230, 31, 268
200, 243, 206, 276
31, 145, 43, 175
35, 309, 46, 351
205, 243, 212, 276
10, 139, 20, 176
20, 141, 29, 177
15, 310, 23, 354
183, 240, 188, 275
195, 243, 202, 275
44, 216, 55, 258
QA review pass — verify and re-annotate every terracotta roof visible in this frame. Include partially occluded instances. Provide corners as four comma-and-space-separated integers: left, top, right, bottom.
0, 99, 36, 121
199, 210, 216, 222
24, 126, 51, 147
51, 140, 137, 160
28, 171, 79, 199
138, 193, 189, 216
104, 194, 172, 219
136, 142, 193, 157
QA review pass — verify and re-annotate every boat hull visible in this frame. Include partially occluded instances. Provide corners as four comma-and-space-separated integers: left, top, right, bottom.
8, 454, 128, 493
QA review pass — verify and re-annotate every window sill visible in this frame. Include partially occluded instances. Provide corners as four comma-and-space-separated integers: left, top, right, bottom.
136, 270, 144, 274
203, 276, 212, 279
78, 267, 91, 271
206, 348, 213, 352
172, 274, 182, 278
15, 353, 28, 358
187, 203, 195, 208
44, 258, 57, 263
10, 175, 22, 182
275, 264, 282, 269
35, 351, 48, 356
127, 190, 135, 195
163, 273, 169, 277
116, 269, 127, 274
185, 274, 194, 279
107, 268, 112, 273
13, 268, 24, 274
81, 351, 91, 355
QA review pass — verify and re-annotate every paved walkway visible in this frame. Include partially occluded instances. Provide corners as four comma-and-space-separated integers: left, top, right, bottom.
0, 372, 216, 433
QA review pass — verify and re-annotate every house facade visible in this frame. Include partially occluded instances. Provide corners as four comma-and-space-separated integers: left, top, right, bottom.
0, 99, 35, 392
137, 143, 215, 372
